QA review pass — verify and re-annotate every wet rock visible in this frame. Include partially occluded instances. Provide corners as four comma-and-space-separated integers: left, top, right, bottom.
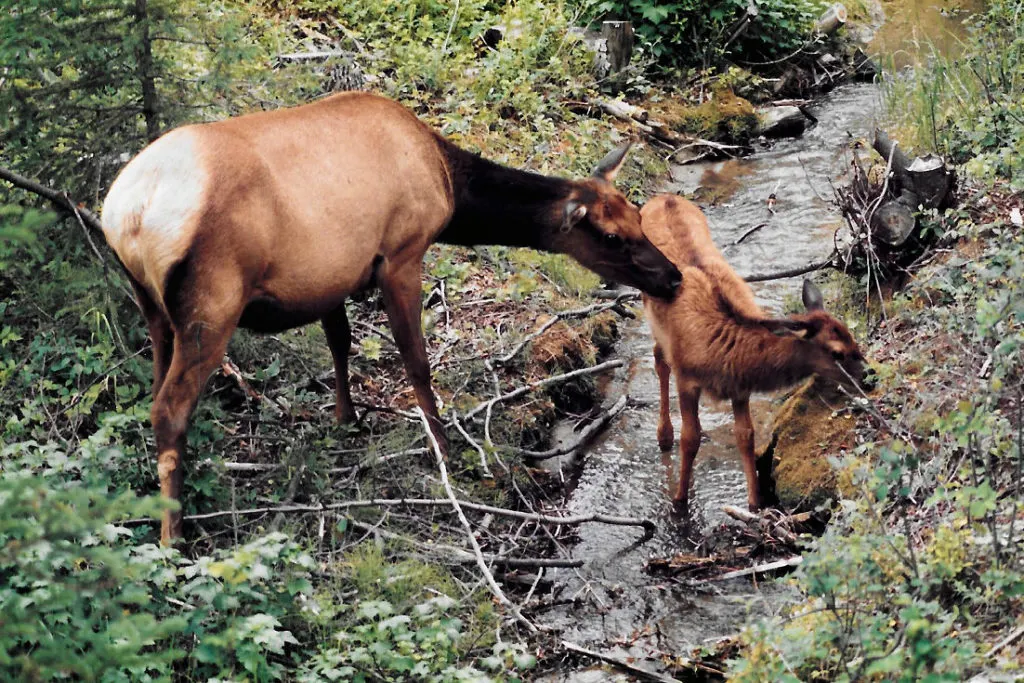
756, 105, 808, 138
536, 667, 632, 683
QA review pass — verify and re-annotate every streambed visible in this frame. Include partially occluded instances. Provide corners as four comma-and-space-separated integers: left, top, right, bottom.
537, 82, 883, 663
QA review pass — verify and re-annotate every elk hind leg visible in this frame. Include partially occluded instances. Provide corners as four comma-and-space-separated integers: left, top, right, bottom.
322, 303, 356, 423
132, 281, 174, 396
732, 397, 762, 511
151, 283, 243, 544
654, 342, 673, 450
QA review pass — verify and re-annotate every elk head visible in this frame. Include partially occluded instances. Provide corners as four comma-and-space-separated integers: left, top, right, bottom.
770, 280, 874, 391
551, 144, 682, 299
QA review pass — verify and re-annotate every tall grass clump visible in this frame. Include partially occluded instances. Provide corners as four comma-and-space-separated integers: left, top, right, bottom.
882, 0, 1024, 190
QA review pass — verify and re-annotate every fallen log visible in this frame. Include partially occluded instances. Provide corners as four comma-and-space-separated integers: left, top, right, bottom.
871, 200, 916, 247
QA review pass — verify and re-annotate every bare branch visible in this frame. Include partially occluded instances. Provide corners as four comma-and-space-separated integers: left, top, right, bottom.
0, 164, 103, 234
461, 359, 624, 422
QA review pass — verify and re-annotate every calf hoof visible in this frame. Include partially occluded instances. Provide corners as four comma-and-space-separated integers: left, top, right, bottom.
657, 427, 674, 451
671, 497, 690, 517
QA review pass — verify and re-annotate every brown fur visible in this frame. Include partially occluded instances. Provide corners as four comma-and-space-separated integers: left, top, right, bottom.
101, 92, 681, 543
640, 195, 868, 511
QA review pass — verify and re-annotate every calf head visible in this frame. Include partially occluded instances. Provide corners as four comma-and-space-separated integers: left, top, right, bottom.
774, 280, 873, 391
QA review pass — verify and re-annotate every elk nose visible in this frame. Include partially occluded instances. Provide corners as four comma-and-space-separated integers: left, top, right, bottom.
668, 272, 682, 293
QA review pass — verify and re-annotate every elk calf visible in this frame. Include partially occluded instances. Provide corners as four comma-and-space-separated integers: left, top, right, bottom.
640, 195, 871, 511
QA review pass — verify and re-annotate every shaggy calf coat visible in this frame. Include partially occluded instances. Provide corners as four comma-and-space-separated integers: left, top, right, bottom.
640, 195, 870, 511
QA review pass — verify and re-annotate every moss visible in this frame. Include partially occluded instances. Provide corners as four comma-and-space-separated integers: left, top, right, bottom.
762, 376, 861, 508
650, 88, 759, 145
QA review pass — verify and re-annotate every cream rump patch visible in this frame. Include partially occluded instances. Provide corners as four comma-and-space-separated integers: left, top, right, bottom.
101, 127, 208, 305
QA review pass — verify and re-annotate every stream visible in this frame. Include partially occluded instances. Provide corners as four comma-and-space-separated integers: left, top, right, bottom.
537, 82, 884, 670
533, 4, 983, 677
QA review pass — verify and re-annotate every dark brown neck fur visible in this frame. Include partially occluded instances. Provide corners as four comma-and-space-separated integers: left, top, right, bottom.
433, 134, 574, 249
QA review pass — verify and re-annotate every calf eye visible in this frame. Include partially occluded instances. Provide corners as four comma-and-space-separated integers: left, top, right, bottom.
831, 350, 845, 361
605, 233, 623, 246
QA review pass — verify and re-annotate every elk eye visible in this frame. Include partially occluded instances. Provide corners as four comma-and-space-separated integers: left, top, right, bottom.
605, 233, 623, 246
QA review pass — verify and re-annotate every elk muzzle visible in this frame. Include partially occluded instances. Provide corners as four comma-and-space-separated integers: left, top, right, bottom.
632, 237, 682, 299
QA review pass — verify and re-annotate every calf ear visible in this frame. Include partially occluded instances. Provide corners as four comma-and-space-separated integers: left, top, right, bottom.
802, 280, 825, 311
592, 142, 632, 182
762, 316, 823, 337
562, 200, 587, 231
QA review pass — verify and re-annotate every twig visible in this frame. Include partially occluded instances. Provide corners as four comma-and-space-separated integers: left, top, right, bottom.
461, 359, 624, 422
173, 496, 654, 535
0, 164, 104, 234
560, 641, 683, 683
988, 625, 1024, 659
732, 222, 767, 246
743, 250, 838, 283
450, 410, 493, 477
517, 395, 628, 461
494, 292, 636, 366
704, 556, 803, 582
417, 408, 539, 634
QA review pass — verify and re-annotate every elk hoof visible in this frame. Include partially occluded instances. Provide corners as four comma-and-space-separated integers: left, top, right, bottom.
671, 497, 690, 517
657, 427, 674, 451
747, 501, 762, 514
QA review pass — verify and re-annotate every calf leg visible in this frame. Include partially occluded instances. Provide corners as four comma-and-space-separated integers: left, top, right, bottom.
378, 260, 448, 455
322, 303, 356, 423
732, 397, 761, 511
654, 342, 673, 451
674, 381, 702, 510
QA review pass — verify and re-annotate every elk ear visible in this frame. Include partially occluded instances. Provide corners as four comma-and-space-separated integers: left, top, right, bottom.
802, 280, 825, 311
562, 200, 587, 231
592, 142, 632, 182
762, 317, 823, 338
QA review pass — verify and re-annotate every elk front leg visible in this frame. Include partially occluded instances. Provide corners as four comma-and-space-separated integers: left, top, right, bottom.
732, 397, 761, 511
322, 303, 356, 423
654, 342, 673, 451
379, 259, 448, 456
674, 381, 701, 511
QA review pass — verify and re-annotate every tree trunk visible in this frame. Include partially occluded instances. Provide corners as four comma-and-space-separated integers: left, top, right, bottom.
601, 21, 633, 75
814, 3, 848, 36
907, 154, 953, 210
133, 0, 160, 142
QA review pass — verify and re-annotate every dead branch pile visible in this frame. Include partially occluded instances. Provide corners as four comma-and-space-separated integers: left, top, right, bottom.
836, 129, 956, 280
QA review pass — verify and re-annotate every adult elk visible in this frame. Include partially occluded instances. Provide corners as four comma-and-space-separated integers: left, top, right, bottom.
640, 195, 871, 512
101, 92, 682, 543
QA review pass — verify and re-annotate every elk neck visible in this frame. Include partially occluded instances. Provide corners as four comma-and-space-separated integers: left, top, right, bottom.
434, 135, 573, 249
706, 297, 820, 396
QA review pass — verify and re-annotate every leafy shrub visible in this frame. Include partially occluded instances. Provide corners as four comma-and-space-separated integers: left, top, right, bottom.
578, 0, 828, 70
0, 477, 183, 681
